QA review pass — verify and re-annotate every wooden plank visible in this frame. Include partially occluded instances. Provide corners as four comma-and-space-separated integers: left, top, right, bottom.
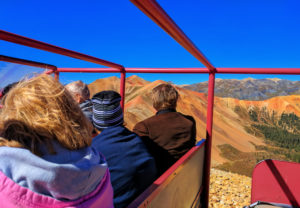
128, 140, 205, 208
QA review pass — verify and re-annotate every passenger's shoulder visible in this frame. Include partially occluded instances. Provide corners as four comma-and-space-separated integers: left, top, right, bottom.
177, 112, 196, 123
134, 115, 157, 126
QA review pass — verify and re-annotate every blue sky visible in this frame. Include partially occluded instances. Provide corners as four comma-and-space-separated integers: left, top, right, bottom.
1, 0, 300, 85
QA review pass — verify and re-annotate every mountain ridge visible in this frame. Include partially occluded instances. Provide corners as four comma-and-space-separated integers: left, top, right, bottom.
88, 75, 300, 174
183, 78, 300, 101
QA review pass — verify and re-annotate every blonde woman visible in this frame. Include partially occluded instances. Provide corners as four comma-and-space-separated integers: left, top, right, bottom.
0, 74, 113, 208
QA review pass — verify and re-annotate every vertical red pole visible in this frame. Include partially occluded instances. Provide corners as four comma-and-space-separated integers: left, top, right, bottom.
202, 72, 215, 208
120, 70, 126, 112
54, 71, 59, 81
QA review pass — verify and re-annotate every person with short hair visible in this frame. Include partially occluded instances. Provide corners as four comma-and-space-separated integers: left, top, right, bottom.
133, 83, 196, 175
0, 75, 113, 207
65, 80, 93, 122
91, 90, 157, 208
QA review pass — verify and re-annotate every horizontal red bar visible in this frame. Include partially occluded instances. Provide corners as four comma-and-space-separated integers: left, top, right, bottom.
216, 68, 300, 74
0, 55, 57, 71
122, 68, 209, 73
58, 67, 300, 74
58, 68, 122, 73
58, 67, 209, 73
0, 30, 124, 70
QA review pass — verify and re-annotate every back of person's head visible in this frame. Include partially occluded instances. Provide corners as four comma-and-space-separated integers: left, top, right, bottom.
92, 90, 123, 131
152, 83, 179, 111
65, 80, 90, 104
1, 82, 19, 105
0, 74, 92, 155
2, 82, 18, 97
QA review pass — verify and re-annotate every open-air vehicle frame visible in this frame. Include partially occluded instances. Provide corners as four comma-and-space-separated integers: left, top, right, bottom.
1, 0, 300, 207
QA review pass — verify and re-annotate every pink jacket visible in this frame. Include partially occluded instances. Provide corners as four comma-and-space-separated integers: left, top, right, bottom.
0, 169, 114, 208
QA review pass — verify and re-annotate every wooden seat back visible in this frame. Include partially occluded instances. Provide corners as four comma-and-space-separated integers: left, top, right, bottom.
128, 139, 205, 208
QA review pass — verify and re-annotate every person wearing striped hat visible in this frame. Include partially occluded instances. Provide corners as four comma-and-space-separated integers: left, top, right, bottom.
91, 90, 157, 208
92, 90, 124, 130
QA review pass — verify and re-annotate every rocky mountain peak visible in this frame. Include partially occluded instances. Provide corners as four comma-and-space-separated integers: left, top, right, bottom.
183, 78, 300, 100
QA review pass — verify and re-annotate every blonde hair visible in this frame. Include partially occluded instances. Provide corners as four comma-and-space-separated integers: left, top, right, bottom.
0, 74, 92, 155
152, 84, 179, 111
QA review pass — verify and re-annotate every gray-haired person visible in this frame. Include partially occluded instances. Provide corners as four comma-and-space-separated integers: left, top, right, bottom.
65, 80, 93, 122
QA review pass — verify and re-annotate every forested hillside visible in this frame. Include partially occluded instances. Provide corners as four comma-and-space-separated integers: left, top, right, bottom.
217, 106, 300, 176
246, 108, 300, 162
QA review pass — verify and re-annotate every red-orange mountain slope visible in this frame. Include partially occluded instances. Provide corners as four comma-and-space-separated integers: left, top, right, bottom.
88, 76, 300, 165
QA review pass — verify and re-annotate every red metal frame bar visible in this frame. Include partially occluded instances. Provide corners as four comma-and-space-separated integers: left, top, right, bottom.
120, 70, 126, 110
216, 68, 300, 74
0, 29, 126, 103
203, 72, 215, 207
58, 68, 124, 73
0, 30, 124, 70
0, 55, 57, 71
130, 0, 215, 72
58, 67, 209, 73
0, 55, 60, 80
58, 67, 300, 74
54, 71, 59, 81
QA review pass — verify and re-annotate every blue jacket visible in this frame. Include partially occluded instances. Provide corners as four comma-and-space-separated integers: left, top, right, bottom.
92, 125, 157, 208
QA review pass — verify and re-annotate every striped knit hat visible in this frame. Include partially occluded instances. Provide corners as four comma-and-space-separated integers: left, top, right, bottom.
92, 91, 123, 131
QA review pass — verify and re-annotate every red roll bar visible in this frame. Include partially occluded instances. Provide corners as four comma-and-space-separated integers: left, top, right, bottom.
217, 68, 300, 74
120, 70, 126, 110
130, 0, 215, 72
0, 55, 59, 80
58, 67, 210, 73
204, 73, 215, 206
0, 30, 124, 70
0, 29, 125, 108
59, 67, 300, 74
0, 55, 57, 71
